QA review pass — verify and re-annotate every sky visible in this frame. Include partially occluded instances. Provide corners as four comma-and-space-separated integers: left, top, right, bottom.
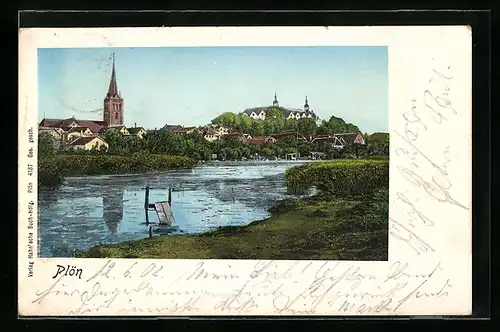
38, 46, 388, 133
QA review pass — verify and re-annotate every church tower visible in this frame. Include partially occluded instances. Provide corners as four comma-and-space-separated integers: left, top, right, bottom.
103, 53, 124, 127
304, 96, 309, 111
273, 92, 279, 107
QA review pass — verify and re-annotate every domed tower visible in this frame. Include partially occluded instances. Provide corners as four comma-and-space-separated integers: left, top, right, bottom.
103, 53, 124, 127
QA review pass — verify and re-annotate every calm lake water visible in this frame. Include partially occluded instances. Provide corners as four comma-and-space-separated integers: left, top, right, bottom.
38, 160, 312, 258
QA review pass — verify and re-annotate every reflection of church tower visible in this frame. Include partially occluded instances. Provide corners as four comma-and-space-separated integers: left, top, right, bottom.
102, 186, 124, 234
103, 53, 124, 127
273, 92, 279, 107
304, 96, 309, 111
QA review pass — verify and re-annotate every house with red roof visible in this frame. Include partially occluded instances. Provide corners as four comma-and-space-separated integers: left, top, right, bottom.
270, 131, 307, 141
246, 136, 276, 145
39, 117, 106, 136
224, 132, 252, 142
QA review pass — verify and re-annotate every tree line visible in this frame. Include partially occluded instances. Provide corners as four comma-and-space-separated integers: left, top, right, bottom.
38, 113, 388, 162
211, 110, 361, 138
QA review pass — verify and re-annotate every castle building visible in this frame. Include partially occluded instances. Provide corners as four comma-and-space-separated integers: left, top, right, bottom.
242, 93, 317, 121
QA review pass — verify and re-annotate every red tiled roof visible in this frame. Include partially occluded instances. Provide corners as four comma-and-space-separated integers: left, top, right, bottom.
76, 120, 106, 133
271, 132, 307, 140
272, 131, 294, 136
40, 117, 105, 133
247, 136, 274, 144
39, 118, 62, 127
311, 132, 365, 145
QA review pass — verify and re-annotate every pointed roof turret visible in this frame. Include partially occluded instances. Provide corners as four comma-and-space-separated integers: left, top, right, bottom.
273, 91, 279, 107
107, 52, 119, 98
304, 96, 309, 111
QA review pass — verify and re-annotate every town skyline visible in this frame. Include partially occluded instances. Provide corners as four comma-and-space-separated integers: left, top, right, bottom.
38, 46, 388, 133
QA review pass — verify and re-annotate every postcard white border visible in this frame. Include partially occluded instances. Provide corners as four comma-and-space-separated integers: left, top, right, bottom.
18, 26, 472, 316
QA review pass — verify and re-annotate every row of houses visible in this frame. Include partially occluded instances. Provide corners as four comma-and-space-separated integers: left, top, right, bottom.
162, 123, 229, 142
38, 116, 147, 150
240, 132, 366, 148
39, 116, 366, 152
163, 122, 366, 149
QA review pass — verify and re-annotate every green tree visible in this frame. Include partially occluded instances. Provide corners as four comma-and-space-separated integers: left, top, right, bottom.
284, 147, 298, 154
265, 108, 285, 134
284, 118, 298, 132
317, 116, 356, 135
297, 141, 313, 156
276, 136, 298, 149
212, 112, 236, 127
297, 118, 317, 137
345, 122, 361, 133
232, 147, 242, 160
103, 129, 132, 155
240, 115, 253, 134
220, 135, 244, 149
273, 146, 284, 158
263, 120, 277, 136
262, 147, 275, 158
266, 108, 283, 120
241, 147, 251, 158
38, 133, 57, 159
251, 121, 265, 136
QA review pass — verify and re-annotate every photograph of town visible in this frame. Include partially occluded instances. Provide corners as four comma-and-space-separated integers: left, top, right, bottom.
37, 46, 389, 260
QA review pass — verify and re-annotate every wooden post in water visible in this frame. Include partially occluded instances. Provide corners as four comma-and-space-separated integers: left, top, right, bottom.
168, 187, 172, 207
145, 186, 150, 209
145, 186, 150, 225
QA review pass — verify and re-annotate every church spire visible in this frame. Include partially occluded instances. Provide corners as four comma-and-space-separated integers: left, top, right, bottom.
304, 96, 309, 111
107, 52, 118, 98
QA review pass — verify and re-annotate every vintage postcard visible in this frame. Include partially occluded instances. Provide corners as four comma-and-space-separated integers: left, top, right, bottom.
18, 26, 471, 316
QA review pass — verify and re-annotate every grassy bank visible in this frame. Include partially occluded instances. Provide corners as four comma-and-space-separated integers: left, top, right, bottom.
285, 159, 389, 196
38, 153, 197, 188
74, 186, 388, 260
74, 159, 389, 260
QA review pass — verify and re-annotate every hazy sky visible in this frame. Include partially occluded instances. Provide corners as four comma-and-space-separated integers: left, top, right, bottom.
38, 46, 388, 133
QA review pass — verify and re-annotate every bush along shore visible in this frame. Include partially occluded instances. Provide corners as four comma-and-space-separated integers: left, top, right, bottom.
38, 153, 197, 188
75, 159, 389, 260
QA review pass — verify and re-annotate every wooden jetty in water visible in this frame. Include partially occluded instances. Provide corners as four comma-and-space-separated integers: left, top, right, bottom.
144, 186, 174, 226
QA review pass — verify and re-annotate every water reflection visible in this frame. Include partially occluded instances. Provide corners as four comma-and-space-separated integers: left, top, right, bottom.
39, 161, 311, 257
102, 181, 124, 234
